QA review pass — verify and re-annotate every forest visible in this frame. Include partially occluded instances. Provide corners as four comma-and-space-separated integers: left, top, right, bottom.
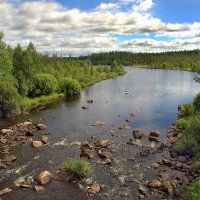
0, 33, 126, 117
81, 50, 200, 72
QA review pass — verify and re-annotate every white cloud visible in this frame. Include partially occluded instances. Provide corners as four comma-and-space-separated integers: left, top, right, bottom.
0, 0, 199, 55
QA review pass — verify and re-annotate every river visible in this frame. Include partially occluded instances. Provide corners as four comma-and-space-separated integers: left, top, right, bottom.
0, 67, 199, 200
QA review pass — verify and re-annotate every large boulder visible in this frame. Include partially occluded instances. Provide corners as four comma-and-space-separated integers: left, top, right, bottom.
38, 171, 52, 185
133, 129, 144, 139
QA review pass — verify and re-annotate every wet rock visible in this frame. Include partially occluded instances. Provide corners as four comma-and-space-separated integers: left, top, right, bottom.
36, 124, 47, 130
41, 136, 48, 144
82, 106, 89, 109
119, 124, 131, 129
0, 138, 7, 144
0, 161, 6, 169
25, 130, 34, 136
92, 121, 106, 126
87, 183, 101, 194
97, 158, 112, 165
70, 141, 81, 146
0, 188, 12, 196
160, 181, 173, 194
87, 99, 93, 103
80, 149, 95, 159
38, 171, 52, 185
149, 136, 160, 143
1, 129, 13, 135
34, 185, 44, 192
3, 155, 16, 162
147, 180, 161, 188
149, 130, 160, 137
97, 150, 113, 160
140, 150, 150, 157
138, 186, 146, 195
95, 140, 112, 148
32, 141, 43, 148
133, 129, 144, 139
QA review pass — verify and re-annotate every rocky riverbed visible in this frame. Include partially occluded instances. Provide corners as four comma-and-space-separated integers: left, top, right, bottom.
0, 115, 198, 200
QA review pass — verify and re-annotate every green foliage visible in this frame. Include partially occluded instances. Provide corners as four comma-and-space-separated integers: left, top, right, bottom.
61, 157, 93, 178
59, 77, 81, 95
176, 118, 190, 129
184, 179, 200, 200
0, 81, 20, 116
181, 103, 195, 117
29, 74, 58, 97
174, 115, 200, 158
193, 93, 200, 112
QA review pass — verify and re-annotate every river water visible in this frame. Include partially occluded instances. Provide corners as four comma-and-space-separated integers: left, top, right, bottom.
0, 67, 199, 200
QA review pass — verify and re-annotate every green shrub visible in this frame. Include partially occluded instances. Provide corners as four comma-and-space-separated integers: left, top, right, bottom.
184, 179, 200, 200
29, 73, 58, 97
61, 157, 92, 178
181, 103, 195, 117
59, 77, 81, 95
0, 81, 20, 116
193, 93, 200, 112
176, 118, 190, 129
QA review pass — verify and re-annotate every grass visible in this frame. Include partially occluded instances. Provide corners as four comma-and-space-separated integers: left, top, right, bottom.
184, 179, 200, 200
61, 157, 93, 178
21, 93, 64, 111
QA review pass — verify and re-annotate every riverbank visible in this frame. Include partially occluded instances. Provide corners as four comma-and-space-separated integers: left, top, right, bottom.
19, 70, 126, 113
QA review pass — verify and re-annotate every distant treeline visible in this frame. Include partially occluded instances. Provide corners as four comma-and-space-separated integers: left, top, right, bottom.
80, 50, 200, 72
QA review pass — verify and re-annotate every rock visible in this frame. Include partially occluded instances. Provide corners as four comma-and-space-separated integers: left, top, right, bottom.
87, 184, 101, 194
97, 150, 113, 160
87, 99, 93, 103
25, 130, 34, 136
0, 188, 12, 196
149, 136, 160, 143
38, 171, 52, 185
95, 140, 112, 148
118, 176, 126, 185
160, 181, 173, 194
130, 112, 136, 117
36, 124, 47, 130
3, 155, 16, 162
147, 180, 161, 188
0, 161, 6, 169
71, 141, 81, 146
127, 157, 135, 161
174, 189, 181, 197
34, 185, 44, 192
93, 121, 106, 126
82, 106, 89, 109
151, 163, 159, 169
119, 124, 131, 129
24, 121, 32, 126
140, 150, 150, 157
133, 129, 144, 139
149, 130, 160, 137
138, 186, 146, 195
80, 142, 93, 151
32, 141, 43, 148
0, 138, 7, 144
139, 195, 145, 199
41, 136, 48, 143
1, 129, 13, 135
80, 149, 95, 159
98, 158, 112, 165
158, 171, 170, 181
14, 176, 34, 187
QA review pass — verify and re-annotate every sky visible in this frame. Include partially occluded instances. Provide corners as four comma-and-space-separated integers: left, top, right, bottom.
1, 0, 200, 55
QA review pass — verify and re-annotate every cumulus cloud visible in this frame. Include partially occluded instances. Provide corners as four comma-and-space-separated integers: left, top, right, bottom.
0, 0, 199, 55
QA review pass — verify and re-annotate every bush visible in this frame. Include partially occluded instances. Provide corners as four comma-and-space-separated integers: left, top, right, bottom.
176, 118, 190, 129
59, 77, 81, 95
61, 157, 92, 178
0, 81, 20, 116
29, 73, 58, 97
193, 93, 200, 112
184, 179, 200, 200
181, 103, 195, 117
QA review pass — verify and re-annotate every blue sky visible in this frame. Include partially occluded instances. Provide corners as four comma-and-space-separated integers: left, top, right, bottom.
0, 0, 200, 55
